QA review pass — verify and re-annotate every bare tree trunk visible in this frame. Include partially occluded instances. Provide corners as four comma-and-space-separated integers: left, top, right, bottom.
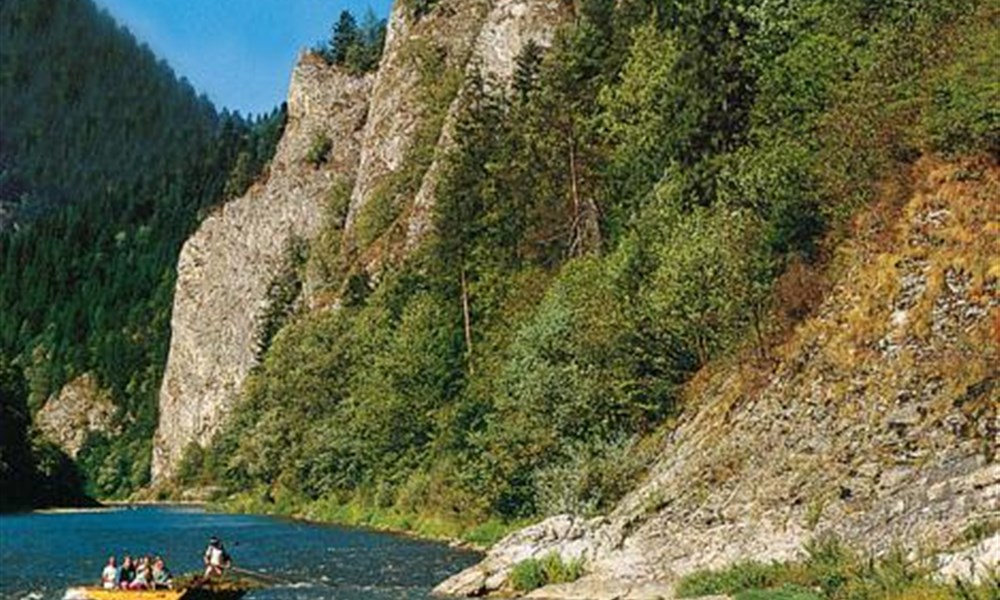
461, 266, 474, 373
751, 301, 769, 362
568, 135, 582, 251
567, 132, 601, 256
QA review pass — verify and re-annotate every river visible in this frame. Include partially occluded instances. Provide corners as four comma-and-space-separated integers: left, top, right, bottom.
0, 505, 480, 600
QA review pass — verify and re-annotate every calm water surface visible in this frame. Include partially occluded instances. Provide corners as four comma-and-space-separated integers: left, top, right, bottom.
0, 505, 480, 600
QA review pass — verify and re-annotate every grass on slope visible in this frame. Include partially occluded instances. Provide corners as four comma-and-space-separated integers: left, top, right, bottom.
676, 535, 999, 600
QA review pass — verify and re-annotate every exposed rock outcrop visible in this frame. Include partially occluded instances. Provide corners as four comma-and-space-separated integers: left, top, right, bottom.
151, 55, 372, 481
405, 0, 570, 249
153, 0, 570, 481
342, 0, 570, 267
342, 0, 491, 267
436, 158, 1000, 596
36, 373, 116, 459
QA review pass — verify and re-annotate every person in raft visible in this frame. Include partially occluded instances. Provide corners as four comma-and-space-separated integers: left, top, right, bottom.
101, 556, 119, 590
118, 555, 135, 588
203, 536, 232, 579
127, 556, 152, 590
152, 556, 173, 589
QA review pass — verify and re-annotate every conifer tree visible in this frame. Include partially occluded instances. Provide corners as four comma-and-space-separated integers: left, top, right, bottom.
329, 10, 358, 65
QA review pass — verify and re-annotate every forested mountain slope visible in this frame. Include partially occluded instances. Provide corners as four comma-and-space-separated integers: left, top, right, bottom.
0, 0, 283, 507
438, 155, 999, 597
160, 0, 998, 570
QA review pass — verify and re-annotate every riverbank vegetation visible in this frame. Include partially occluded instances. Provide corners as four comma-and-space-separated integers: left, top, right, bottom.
0, 0, 284, 507
676, 534, 1000, 600
509, 553, 586, 592
186, 0, 997, 539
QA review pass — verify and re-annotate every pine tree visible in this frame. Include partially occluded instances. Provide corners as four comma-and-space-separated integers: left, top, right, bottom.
329, 10, 358, 65
512, 40, 544, 103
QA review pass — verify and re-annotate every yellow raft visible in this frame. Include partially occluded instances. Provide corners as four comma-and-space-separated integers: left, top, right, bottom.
64, 585, 249, 600
64, 590, 185, 600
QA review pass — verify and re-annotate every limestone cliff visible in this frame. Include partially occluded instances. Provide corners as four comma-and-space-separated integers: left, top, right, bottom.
436, 157, 1000, 597
151, 56, 371, 481
342, 0, 569, 270
36, 373, 116, 459
152, 1, 570, 481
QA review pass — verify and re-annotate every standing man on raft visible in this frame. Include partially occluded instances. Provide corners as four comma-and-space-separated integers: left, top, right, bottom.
203, 536, 232, 579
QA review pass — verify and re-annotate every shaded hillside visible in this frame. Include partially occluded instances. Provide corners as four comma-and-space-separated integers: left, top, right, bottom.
0, 0, 284, 505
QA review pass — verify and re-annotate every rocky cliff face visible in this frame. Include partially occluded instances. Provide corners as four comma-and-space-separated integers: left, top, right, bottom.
151, 56, 371, 481
341, 0, 569, 271
437, 157, 1000, 597
36, 373, 116, 459
152, 1, 570, 481
406, 0, 569, 250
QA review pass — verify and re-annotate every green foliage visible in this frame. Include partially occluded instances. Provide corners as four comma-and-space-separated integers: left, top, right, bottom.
0, 0, 284, 501
534, 437, 646, 517
676, 534, 999, 600
406, 0, 439, 20
352, 181, 405, 251
305, 179, 354, 296
509, 553, 585, 592
257, 237, 307, 357
175, 441, 207, 487
0, 356, 86, 509
922, 16, 1000, 156
677, 561, 792, 598
205, 0, 995, 536
352, 38, 463, 253
736, 585, 825, 600
644, 203, 774, 363
329, 11, 359, 65
460, 518, 522, 548
509, 558, 547, 592
321, 8, 386, 75
305, 133, 333, 168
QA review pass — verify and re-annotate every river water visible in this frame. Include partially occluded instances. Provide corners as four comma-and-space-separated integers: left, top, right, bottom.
0, 505, 480, 600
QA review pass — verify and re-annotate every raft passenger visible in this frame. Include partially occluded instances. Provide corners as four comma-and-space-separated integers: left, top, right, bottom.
101, 556, 118, 590
152, 556, 173, 589
118, 555, 135, 588
128, 556, 150, 590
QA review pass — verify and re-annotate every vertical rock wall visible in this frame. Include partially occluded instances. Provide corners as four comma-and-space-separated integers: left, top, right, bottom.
151, 56, 371, 481
342, 0, 492, 259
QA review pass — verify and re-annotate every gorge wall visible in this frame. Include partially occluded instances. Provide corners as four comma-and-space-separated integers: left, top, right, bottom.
151, 0, 570, 481
437, 157, 999, 598
36, 373, 116, 459
151, 57, 372, 480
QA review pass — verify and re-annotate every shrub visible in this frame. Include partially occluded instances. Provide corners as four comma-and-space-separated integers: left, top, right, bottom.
509, 557, 546, 592
675, 534, 1000, 600
351, 181, 402, 250
305, 133, 332, 167
736, 585, 825, 600
921, 16, 1000, 156
407, 0, 438, 20
534, 436, 646, 517
676, 561, 791, 598
509, 553, 584, 592
461, 518, 517, 548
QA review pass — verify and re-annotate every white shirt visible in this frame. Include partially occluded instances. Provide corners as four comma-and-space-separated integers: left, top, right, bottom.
206, 546, 226, 567
101, 565, 118, 589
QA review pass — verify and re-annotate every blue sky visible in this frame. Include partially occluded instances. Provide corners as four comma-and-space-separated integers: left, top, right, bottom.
95, 0, 393, 117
